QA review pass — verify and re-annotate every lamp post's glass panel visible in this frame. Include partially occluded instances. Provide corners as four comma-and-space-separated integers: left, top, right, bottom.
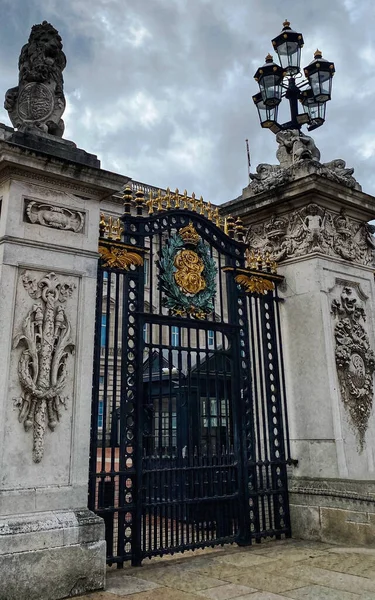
310, 71, 332, 102
254, 93, 278, 128
301, 89, 326, 129
259, 74, 282, 107
277, 41, 301, 75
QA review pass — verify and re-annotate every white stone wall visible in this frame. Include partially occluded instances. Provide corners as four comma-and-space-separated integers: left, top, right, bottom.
279, 256, 375, 481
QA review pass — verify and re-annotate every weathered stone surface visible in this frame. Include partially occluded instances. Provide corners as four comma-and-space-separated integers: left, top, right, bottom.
0, 123, 100, 168
0, 540, 105, 600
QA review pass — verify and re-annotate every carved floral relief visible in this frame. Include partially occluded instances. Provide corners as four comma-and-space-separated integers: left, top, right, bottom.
246, 206, 375, 266
331, 285, 375, 451
25, 200, 84, 233
13, 271, 76, 462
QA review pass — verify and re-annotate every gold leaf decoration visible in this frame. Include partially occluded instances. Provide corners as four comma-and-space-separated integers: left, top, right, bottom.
99, 246, 144, 270
235, 274, 274, 295
174, 249, 206, 295
179, 222, 200, 246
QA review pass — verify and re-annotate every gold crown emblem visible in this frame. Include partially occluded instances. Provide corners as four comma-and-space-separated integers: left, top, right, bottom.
179, 222, 200, 246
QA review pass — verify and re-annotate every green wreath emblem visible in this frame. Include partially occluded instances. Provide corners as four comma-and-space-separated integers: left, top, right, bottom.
158, 230, 217, 318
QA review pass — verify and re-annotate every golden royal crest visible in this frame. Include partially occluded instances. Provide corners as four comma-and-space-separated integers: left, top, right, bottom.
174, 249, 206, 295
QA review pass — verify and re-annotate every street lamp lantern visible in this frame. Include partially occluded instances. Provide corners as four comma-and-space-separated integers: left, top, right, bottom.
253, 21, 335, 132
300, 88, 326, 131
304, 49, 335, 103
252, 92, 280, 133
271, 20, 304, 76
254, 54, 284, 107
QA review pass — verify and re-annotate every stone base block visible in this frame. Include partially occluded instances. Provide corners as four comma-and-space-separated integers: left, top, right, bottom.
0, 509, 105, 600
290, 477, 375, 546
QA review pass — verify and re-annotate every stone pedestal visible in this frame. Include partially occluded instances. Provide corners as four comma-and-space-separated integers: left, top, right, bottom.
0, 130, 127, 599
222, 173, 375, 545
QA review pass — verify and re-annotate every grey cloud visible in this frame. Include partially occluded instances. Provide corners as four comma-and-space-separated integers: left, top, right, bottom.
0, 0, 374, 203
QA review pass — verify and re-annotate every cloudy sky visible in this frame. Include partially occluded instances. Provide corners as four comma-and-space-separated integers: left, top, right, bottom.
0, 0, 374, 204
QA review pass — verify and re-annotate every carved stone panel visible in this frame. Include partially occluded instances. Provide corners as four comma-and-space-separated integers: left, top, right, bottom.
331, 283, 375, 451
12, 270, 76, 463
25, 200, 85, 233
246, 206, 375, 266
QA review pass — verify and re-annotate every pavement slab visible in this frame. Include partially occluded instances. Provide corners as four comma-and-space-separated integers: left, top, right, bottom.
195, 583, 258, 599
283, 584, 362, 599
75, 540, 375, 599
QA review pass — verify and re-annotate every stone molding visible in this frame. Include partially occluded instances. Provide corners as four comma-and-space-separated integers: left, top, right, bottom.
13, 270, 76, 463
0, 235, 99, 261
0, 165, 105, 198
246, 204, 375, 267
25, 200, 85, 233
331, 283, 375, 451
289, 477, 375, 505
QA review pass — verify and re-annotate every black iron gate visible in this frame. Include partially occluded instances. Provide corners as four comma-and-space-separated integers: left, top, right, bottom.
88, 187, 291, 566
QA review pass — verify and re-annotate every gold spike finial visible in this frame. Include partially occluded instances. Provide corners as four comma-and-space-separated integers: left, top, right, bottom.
157, 189, 163, 211
165, 187, 172, 209
146, 190, 154, 214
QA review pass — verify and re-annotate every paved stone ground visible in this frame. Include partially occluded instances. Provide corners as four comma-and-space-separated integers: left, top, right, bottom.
76, 539, 375, 599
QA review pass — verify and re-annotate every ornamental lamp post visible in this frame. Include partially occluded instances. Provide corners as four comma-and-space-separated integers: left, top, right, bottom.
253, 20, 335, 133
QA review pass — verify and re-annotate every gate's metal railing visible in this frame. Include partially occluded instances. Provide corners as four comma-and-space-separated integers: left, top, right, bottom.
88, 187, 291, 566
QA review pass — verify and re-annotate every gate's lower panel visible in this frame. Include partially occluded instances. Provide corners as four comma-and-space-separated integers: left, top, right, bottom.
141, 454, 239, 557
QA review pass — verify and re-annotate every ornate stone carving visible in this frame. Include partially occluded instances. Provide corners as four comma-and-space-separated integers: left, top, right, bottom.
25, 201, 84, 232
13, 271, 75, 462
247, 129, 361, 195
246, 206, 375, 266
331, 285, 375, 451
5, 21, 66, 137
276, 129, 321, 166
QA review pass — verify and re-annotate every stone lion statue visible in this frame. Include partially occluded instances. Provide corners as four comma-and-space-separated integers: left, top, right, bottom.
4, 21, 66, 137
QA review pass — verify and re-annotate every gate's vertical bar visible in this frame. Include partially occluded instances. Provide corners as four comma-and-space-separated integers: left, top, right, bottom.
88, 258, 104, 512
259, 288, 290, 537
226, 264, 258, 545
132, 195, 147, 565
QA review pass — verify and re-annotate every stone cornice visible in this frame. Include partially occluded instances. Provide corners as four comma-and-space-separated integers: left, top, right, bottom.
221, 174, 375, 224
0, 140, 130, 199
0, 234, 100, 260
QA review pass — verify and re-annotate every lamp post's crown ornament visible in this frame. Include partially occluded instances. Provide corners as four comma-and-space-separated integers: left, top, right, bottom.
4, 21, 66, 137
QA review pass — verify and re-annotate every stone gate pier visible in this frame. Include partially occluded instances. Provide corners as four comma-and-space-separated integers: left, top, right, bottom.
0, 22, 127, 598
221, 131, 375, 546
0, 127, 126, 598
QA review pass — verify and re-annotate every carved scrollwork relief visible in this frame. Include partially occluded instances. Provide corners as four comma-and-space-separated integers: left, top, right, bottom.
25, 200, 84, 232
13, 271, 76, 462
246, 206, 375, 266
331, 284, 375, 451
